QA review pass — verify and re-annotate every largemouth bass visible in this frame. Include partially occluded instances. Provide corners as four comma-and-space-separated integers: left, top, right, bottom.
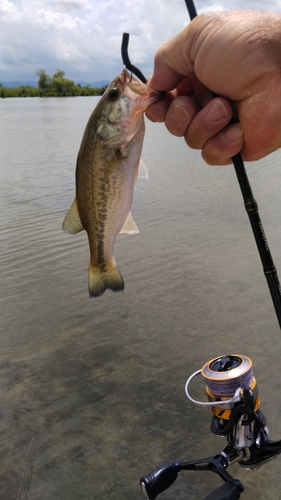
62, 68, 161, 297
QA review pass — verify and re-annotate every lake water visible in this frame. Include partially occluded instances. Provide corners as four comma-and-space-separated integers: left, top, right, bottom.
1, 96, 281, 500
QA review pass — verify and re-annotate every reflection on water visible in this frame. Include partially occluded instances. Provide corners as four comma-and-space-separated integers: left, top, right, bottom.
1, 97, 281, 499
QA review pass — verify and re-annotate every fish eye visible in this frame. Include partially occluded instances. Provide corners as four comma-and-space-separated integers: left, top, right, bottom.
108, 88, 119, 101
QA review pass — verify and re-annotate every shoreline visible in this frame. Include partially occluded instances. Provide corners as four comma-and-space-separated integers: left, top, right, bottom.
0, 86, 106, 98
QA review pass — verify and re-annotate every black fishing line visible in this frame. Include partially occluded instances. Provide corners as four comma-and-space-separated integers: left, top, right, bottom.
184, 0, 281, 329
121, 32, 148, 84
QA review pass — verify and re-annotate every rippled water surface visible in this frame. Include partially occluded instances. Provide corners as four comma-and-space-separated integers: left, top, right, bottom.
1, 97, 281, 499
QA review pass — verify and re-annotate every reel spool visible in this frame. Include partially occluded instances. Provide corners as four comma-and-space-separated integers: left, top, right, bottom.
202, 355, 260, 420
185, 354, 260, 423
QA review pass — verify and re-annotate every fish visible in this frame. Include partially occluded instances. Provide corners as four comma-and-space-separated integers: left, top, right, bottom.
62, 68, 161, 297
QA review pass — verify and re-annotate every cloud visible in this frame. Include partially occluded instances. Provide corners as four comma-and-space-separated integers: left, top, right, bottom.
1, 0, 281, 83
0, 0, 21, 22
46, 0, 86, 11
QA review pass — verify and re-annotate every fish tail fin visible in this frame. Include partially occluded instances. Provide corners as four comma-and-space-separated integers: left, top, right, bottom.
88, 262, 125, 298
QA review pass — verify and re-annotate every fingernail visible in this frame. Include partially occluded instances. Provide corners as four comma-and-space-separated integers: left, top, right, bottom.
221, 124, 243, 143
207, 100, 227, 122
171, 104, 191, 125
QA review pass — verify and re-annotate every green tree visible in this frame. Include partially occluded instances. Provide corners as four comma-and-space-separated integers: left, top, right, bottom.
52, 71, 77, 95
36, 68, 51, 91
53, 69, 65, 79
36, 68, 83, 96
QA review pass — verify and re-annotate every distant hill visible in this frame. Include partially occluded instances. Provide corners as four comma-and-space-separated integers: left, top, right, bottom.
1, 79, 109, 88
1, 80, 38, 88
76, 80, 109, 88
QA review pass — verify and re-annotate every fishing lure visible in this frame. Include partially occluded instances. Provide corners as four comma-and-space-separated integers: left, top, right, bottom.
121, 32, 147, 84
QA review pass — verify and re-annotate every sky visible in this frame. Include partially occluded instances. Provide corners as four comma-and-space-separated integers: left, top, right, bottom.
1, 0, 281, 84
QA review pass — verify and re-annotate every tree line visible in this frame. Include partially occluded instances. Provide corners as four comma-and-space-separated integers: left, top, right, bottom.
0, 68, 107, 98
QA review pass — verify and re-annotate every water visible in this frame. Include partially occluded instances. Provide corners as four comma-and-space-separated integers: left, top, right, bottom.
1, 96, 281, 500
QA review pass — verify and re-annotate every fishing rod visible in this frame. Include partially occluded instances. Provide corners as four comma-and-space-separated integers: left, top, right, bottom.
184, 0, 281, 329
121, 2, 281, 329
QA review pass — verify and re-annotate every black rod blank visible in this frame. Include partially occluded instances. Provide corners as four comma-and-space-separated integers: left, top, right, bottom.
184, 0, 281, 328
232, 153, 281, 326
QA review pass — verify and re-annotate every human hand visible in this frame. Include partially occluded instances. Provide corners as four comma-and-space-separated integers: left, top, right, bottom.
146, 11, 281, 165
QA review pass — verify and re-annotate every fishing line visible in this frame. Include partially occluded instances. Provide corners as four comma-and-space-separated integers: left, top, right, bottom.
118, 0, 128, 33
201, 355, 255, 398
184, 0, 281, 329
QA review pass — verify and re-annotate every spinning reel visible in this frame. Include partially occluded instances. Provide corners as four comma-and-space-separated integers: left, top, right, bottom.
140, 355, 281, 500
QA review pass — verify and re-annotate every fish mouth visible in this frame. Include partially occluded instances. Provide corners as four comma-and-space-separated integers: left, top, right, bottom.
121, 68, 134, 84
130, 84, 163, 105
121, 68, 162, 101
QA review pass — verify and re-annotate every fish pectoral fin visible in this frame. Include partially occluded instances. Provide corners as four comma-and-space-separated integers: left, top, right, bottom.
62, 199, 84, 234
120, 211, 139, 234
137, 158, 148, 180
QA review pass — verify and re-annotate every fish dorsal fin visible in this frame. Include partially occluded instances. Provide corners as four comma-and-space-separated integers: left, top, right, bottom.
137, 159, 148, 180
120, 211, 139, 234
62, 199, 84, 234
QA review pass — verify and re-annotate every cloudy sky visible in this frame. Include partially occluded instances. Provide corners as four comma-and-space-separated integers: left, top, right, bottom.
1, 0, 281, 84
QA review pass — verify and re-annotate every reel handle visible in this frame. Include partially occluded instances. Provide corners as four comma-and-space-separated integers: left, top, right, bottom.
140, 458, 244, 500
203, 482, 242, 500
140, 463, 178, 499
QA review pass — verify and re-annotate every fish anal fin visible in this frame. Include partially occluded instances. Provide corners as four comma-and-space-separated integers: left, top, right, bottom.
137, 158, 148, 180
62, 199, 84, 234
89, 263, 124, 298
119, 211, 139, 234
